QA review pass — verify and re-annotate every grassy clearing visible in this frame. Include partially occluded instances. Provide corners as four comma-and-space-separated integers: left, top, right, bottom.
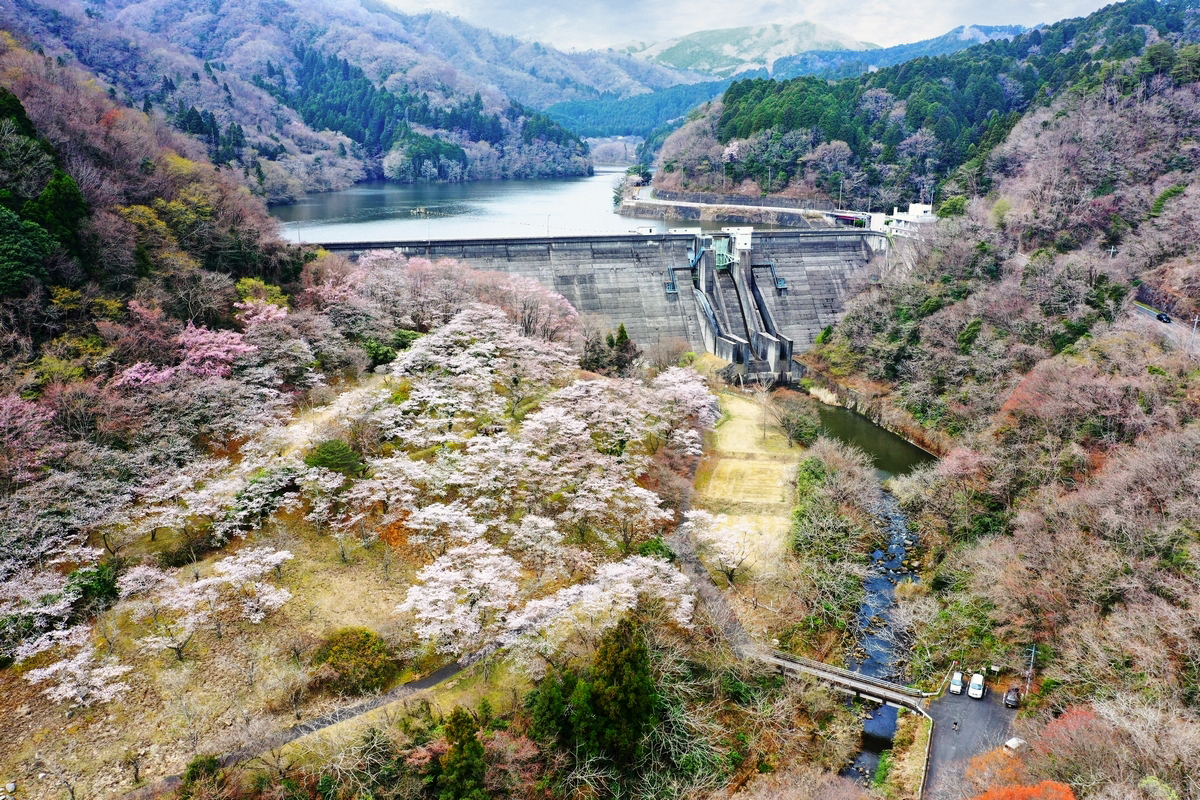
692, 391, 802, 638
879, 709, 932, 799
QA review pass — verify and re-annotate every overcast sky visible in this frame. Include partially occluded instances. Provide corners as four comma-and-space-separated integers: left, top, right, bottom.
380, 0, 1114, 50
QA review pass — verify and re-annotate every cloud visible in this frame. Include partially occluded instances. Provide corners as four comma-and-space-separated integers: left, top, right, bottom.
379, 0, 1113, 51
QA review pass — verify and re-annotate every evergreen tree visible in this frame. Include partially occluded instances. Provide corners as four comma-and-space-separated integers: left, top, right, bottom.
21, 170, 87, 258
529, 667, 577, 744
572, 614, 656, 768
0, 87, 38, 139
605, 323, 641, 377
0, 206, 52, 296
438, 707, 488, 800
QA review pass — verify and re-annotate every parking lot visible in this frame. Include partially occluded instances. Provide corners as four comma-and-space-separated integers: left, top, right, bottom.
924, 678, 1019, 799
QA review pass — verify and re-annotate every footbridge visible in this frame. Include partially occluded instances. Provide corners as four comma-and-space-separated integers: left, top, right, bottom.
755, 649, 934, 714
316, 228, 886, 381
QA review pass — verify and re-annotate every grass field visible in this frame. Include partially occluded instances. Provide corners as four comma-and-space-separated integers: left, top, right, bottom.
693, 391, 802, 634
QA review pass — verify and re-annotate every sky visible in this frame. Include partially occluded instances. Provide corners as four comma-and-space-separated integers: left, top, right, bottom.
379, 0, 1114, 50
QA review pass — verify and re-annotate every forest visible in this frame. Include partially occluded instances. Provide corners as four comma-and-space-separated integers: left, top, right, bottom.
544, 79, 734, 139
798, 11, 1200, 799
0, 0, 609, 200
655, 0, 1200, 208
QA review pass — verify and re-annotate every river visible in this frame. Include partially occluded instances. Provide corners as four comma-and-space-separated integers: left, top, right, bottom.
817, 403, 937, 784
270, 167, 671, 243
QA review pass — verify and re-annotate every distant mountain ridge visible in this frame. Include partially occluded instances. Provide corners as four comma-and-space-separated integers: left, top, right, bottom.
619, 21, 877, 76
772, 24, 1027, 80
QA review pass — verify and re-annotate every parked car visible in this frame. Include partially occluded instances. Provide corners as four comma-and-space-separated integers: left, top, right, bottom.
1004, 686, 1021, 708
949, 671, 965, 695
968, 672, 986, 699
1157, 312, 1172, 323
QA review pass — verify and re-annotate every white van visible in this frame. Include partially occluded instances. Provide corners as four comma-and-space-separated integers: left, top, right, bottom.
949, 671, 964, 695
968, 672, 986, 699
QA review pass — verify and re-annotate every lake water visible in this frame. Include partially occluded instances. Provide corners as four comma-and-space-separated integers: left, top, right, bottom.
270, 167, 670, 243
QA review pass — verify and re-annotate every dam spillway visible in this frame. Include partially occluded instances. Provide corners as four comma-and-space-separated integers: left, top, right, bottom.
317, 229, 885, 378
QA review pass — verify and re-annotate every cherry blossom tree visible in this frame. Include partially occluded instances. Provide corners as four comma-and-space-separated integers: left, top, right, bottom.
507, 514, 565, 582
469, 272, 579, 342
212, 547, 294, 623
404, 500, 487, 558
397, 540, 522, 657
176, 322, 257, 378
681, 510, 755, 586
300, 467, 346, 536
0, 394, 63, 490
506, 556, 694, 673
23, 628, 132, 709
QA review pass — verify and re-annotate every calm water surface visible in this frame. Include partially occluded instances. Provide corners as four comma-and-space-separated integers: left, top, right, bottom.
271, 168, 670, 242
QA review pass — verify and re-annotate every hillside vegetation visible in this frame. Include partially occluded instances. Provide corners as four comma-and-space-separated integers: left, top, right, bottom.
654, 0, 1200, 207
801, 13, 1200, 799
771, 25, 1027, 82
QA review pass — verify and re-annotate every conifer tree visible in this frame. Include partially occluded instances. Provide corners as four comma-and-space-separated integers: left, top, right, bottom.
572, 613, 655, 767
438, 706, 488, 800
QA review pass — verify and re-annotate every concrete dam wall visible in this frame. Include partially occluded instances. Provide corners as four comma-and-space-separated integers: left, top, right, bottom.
319, 229, 883, 377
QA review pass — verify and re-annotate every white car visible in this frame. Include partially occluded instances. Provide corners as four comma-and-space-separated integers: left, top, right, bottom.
949, 671, 964, 695
968, 672, 986, 699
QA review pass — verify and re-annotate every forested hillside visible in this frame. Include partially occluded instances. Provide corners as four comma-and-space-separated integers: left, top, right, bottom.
797, 6, 1200, 795
544, 78, 734, 139
0, 0, 661, 199
655, 0, 1200, 207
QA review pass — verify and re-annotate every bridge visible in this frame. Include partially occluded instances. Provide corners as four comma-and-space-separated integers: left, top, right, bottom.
755, 649, 934, 715
313, 228, 887, 381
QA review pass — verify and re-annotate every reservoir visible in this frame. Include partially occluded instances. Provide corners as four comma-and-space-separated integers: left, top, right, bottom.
271, 167, 668, 243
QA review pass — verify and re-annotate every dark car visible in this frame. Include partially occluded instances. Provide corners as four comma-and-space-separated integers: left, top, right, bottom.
1157, 312, 1172, 323
1004, 686, 1021, 708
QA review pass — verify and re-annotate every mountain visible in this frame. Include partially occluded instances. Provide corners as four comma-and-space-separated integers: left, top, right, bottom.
0, 0, 699, 200
619, 21, 877, 77
365, 4, 701, 108
772, 24, 1027, 80
654, 0, 1200, 209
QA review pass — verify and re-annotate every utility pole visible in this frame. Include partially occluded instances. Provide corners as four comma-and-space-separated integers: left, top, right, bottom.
1024, 645, 1036, 697
1108, 245, 1117, 259
1190, 315, 1198, 360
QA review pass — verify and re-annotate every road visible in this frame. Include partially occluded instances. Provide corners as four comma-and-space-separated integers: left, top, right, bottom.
1133, 302, 1199, 356
924, 682, 1018, 799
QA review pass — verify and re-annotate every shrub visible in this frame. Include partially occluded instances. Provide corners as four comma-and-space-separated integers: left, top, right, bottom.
180, 754, 222, 799
304, 439, 363, 476
937, 195, 967, 218
637, 537, 676, 561
363, 337, 397, 366
312, 627, 398, 695
392, 329, 422, 350
66, 562, 120, 615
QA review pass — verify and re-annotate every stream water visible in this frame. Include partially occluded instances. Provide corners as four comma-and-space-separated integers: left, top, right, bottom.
815, 403, 937, 784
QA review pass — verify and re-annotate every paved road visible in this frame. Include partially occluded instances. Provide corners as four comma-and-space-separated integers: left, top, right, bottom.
1133, 303, 1199, 355
924, 682, 1018, 799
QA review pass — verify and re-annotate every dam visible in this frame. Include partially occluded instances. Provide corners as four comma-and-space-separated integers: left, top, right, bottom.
318, 228, 886, 380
